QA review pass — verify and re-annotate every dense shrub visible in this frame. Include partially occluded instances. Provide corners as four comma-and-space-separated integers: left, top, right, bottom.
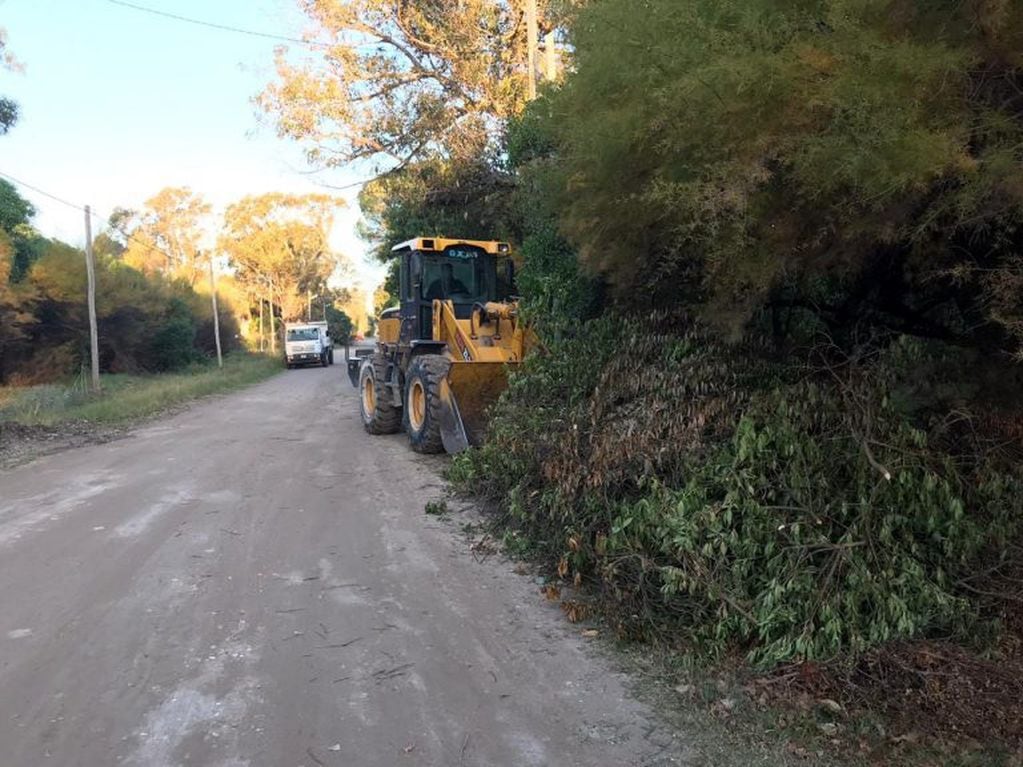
1, 236, 239, 382
452, 319, 1023, 667
148, 299, 199, 371
548, 0, 1023, 352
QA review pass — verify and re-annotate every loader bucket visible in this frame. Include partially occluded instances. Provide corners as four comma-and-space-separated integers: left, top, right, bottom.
345, 346, 373, 388
438, 361, 510, 454
347, 358, 362, 388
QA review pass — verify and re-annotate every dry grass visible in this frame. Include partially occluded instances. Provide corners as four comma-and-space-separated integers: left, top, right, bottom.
0, 354, 281, 426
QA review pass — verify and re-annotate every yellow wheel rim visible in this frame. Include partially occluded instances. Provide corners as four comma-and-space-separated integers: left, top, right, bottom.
409, 379, 427, 432
362, 373, 376, 415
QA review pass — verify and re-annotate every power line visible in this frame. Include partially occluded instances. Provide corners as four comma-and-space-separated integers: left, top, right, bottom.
0, 169, 182, 266
105, 0, 332, 49
0, 170, 87, 214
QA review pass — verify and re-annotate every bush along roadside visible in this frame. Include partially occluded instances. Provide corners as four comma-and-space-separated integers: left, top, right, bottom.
449, 311, 1023, 751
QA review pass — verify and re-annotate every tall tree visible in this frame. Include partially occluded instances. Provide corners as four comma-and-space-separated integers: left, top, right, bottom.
546, 0, 1023, 350
0, 178, 34, 233
0, 29, 21, 135
123, 187, 212, 286
259, 0, 564, 170
219, 193, 345, 324
0, 179, 44, 282
0, 232, 35, 379
92, 208, 136, 260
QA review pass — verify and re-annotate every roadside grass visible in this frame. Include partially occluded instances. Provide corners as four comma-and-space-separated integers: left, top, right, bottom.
0, 354, 282, 426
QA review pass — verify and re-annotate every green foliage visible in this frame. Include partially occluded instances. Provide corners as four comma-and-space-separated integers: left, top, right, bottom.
0, 96, 16, 134
0, 30, 18, 135
2, 235, 239, 383
358, 153, 516, 263
545, 0, 1023, 348
505, 104, 603, 335
632, 372, 1020, 666
0, 179, 46, 282
453, 318, 1023, 667
324, 303, 353, 342
424, 500, 449, 516
0, 179, 34, 231
364, 0, 1023, 698
148, 298, 199, 372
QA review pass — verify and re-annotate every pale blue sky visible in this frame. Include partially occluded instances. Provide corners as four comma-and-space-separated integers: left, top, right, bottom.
0, 0, 384, 293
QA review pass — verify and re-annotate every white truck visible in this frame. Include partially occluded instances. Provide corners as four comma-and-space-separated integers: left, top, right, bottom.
284, 321, 334, 368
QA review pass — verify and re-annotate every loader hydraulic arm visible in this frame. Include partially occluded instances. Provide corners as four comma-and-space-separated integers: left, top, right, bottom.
431, 300, 527, 364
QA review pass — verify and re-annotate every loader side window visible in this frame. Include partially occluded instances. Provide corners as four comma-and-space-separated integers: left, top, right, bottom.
401, 257, 412, 301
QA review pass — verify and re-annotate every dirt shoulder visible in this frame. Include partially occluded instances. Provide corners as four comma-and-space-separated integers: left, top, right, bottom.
0, 420, 127, 470
0, 354, 282, 470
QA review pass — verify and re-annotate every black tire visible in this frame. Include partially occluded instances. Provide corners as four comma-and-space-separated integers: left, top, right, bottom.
328, 348, 335, 365
359, 353, 401, 434
403, 354, 449, 454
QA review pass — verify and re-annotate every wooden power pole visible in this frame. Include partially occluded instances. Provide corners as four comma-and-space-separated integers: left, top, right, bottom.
268, 275, 277, 354
83, 206, 101, 392
258, 294, 265, 352
544, 31, 557, 82
526, 0, 538, 100
208, 255, 223, 368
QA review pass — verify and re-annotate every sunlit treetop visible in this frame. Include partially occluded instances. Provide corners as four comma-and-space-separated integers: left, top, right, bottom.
259, 0, 566, 170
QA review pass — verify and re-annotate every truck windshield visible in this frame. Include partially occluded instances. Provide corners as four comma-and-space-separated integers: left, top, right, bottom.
422, 251, 485, 302
286, 328, 319, 341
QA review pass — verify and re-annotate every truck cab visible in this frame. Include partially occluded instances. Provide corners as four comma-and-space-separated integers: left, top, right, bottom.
284, 321, 333, 368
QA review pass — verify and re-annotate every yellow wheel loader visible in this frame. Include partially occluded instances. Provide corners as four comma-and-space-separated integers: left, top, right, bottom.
346, 237, 531, 454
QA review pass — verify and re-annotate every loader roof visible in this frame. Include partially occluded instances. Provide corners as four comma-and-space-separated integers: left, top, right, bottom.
391, 237, 511, 255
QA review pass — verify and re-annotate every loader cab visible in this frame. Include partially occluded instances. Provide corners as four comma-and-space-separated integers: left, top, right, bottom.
392, 237, 514, 344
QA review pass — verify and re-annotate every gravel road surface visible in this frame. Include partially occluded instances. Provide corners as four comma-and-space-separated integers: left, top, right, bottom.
0, 365, 693, 767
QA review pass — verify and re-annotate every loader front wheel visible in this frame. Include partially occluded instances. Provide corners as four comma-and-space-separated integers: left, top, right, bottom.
404, 354, 449, 454
359, 354, 401, 435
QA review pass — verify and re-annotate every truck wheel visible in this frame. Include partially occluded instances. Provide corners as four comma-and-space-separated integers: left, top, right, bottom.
359, 354, 401, 434
328, 349, 335, 365
404, 354, 449, 454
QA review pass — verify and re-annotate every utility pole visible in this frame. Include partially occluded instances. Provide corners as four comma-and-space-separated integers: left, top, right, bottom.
526, 0, 538, 100
544, 30, 557, 82
268, 275, 277, 354
83, 206, 101, 392
258, 293, 265, 352
208, 255, 223, 368
307, 290, 312, 320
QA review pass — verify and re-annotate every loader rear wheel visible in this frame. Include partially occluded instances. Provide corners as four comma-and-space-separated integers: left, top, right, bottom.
359, 354, 401, 435
404, 354, 449, 454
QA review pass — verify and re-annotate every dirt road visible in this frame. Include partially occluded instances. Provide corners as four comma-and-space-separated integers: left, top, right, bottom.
0, 366, 690, 766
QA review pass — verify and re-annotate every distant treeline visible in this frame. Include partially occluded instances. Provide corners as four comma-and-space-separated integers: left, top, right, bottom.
0, 180, 238, 384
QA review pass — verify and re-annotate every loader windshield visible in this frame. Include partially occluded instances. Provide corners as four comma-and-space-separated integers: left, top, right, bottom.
421, 246, 489, 302
286, 328, 319, 341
